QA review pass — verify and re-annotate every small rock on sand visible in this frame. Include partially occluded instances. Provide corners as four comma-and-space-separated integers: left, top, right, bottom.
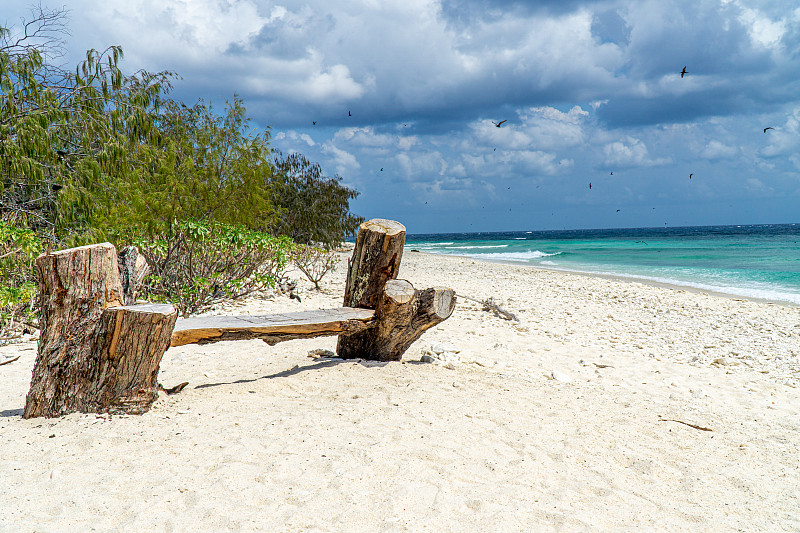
551, 370, 573, 383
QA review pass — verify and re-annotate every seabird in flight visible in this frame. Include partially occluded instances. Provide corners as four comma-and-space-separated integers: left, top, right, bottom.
763, 127, 774, 133
492, 120, 507, 128
680, 66, 688, 78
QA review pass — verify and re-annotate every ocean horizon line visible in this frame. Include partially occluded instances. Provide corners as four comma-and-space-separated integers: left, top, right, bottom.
406, 221, 800, 239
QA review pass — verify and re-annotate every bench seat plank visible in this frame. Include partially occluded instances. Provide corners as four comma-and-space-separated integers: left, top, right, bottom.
171, 307, 376, 347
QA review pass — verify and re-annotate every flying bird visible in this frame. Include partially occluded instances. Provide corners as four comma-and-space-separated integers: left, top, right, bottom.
616, 209, 621, 212
680, 66, 688, 78
689, 173, 693, 179
312, 121, 316, 125
348, 111, 352, 117
763, 127, 774, 133
492, 120, 507, 128
589, 182, 592, 189
610, 171, 613, 175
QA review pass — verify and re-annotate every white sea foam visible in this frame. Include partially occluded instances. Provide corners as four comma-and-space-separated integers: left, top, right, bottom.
541, 265, 800, 306
447, 244, 509, 250
478, 250, 559, 261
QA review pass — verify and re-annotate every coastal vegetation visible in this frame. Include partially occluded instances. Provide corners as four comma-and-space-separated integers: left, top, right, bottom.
0, 7, 362, 333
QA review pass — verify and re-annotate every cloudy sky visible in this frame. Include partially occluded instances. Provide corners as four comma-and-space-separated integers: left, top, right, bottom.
5, 0, 800, 233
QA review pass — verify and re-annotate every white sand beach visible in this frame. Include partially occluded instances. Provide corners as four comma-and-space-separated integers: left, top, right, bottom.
1, 250, 799, 532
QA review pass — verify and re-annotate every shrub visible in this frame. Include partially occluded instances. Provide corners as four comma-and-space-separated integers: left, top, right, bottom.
134, 219, 294, 317
0, 221, 41, 339
293, 245, 339, 290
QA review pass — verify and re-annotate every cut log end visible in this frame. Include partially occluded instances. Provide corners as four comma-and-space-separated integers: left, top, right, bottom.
384, 279, 415, 304
362, 218, 406, 236
432, 287, 456, 319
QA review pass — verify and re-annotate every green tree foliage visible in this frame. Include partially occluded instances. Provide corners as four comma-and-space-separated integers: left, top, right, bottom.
0, 8, 364, 323
271, 152, 363, 248
93, 96, 277, 244
135, 219, 294, 316
1, 7, 173, 243
1, 7, 276, 246
0, 221, 40, 336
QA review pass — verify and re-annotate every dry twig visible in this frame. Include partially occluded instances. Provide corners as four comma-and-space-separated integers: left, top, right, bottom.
658, 418, 712, 432
0, 355, 21, 366
159, 382, 189, 395
457, 294, 519, 322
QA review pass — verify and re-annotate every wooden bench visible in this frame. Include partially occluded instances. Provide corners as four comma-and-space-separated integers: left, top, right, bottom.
170, 307, 376, 347
23, 219, 456, 418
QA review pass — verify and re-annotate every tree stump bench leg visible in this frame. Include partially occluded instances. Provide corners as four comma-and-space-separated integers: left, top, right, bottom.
337, 219, 457, 360
23, 244, 177, 418
338, 280, 455, 361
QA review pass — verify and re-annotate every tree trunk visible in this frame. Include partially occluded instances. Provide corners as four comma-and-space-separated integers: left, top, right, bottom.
92, 303, 177, 414
342, 218, 406, 309
337, 279, 456, 361
24, 244, 176, 418
118, 245, 149, 305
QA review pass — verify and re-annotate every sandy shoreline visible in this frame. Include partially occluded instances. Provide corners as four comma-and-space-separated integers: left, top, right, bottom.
1, 249, 799, 531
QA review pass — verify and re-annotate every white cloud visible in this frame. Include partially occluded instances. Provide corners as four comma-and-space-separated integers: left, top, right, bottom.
734, 2, 786, 49
701, 140, 737, 159
760, 108, 800, 157
321, 142, 360, 176
332, 127, 419, 152
396, 151, 447, 178
71, 0, 268, 66
275, 131, 316, 147
515, 150, 559, 174
602, 136, 669, 167
516, 105, 589, 150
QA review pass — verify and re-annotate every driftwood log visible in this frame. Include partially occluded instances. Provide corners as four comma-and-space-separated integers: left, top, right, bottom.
337, 280, 455, 361
337, 220, 456, 360
23, 244, 177, 418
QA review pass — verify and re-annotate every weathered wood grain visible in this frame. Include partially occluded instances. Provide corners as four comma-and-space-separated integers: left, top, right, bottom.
24, 245, 177, 418
337, 280, 456, 361
342, 219, 406, 309
171, 307, 376, 346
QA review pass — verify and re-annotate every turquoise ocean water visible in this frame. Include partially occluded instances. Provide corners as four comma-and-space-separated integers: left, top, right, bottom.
406, 224, 800, 306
